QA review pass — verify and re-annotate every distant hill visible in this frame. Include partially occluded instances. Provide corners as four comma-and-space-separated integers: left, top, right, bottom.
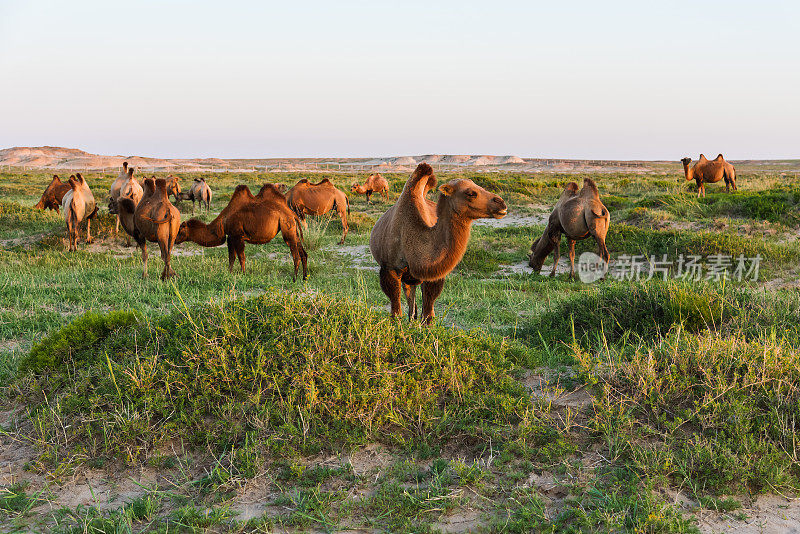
0, 146, 670, 173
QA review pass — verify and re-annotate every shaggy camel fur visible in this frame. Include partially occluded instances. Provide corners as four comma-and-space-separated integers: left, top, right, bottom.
109, 162, 129, 204
528, 179, 610, 279
118, 178, 180, 279
681, 154, 737, 198
177, 177, 212, 214
223, 184, 308, 280
175, 184, 263, 246
34, 175, 71, 213
351, 173, 389, 203
370, 163, 507, 323
286, 178, 350, 244
62, 174, 97, 252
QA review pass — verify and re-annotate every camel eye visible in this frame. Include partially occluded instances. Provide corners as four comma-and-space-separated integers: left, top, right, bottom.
465, 190, 478, 198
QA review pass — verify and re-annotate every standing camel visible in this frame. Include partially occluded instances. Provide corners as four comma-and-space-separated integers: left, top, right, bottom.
62, 174, 97, 251
34, 175, 71, 213
224, 184, 308, 281
286, 178, 350, 244
370, 162, 507, 323
177, 177, 213, 214
528, 179, 610, 279
118, 177, 180, 279
351, 173, 390, 203
681, 154, 737, 198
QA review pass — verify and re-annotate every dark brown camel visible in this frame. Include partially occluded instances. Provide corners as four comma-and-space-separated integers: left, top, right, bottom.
34, 175, 71, 213
528, 179, 610, 279
224, 184, 308, 281
370, 163, 507, 323
118, 178, 181, 279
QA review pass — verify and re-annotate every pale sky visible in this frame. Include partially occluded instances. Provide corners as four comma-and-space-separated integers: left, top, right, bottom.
1, 0, 798, 160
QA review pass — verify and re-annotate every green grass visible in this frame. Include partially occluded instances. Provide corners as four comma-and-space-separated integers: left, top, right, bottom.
4, 165, 800, 532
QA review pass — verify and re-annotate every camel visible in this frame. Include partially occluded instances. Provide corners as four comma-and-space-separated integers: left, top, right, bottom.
165, 175, 182, 201
223, 183, 308, 280
175, 184, 261, 246
351, 173, 389, 203
34, 175, 71, 213
118, 178, 180, 279
177, 177, 212, 214
286, 178, 350, 244
681, 154, 737, 198
528, 179, 610, 280
62, 174, 97, 252
109, 163, 145, 234
370, 163, 507, 323
109, 162, 130, 204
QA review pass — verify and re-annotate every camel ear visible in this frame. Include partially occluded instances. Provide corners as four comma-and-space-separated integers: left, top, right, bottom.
439, 183, 455, 196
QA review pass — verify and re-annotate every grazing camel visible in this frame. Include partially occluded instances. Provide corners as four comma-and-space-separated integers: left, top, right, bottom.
118, 178, 181, 279
351, 173, 390, 203
175, 184, 262, 246
177, 177, 212, 214
286, 178, 350, 244
528, 179, 610, 280
224, 184, 308, 280
370, 162, 507, 323
34, 175, 71, 213
681, 154, 737, 198
62, 174, 97, 252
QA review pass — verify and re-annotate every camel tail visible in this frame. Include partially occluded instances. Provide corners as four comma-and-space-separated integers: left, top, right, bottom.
346, 196, 350, 215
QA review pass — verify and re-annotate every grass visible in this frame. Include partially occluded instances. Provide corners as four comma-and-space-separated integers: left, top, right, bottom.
3, 164, 800, 531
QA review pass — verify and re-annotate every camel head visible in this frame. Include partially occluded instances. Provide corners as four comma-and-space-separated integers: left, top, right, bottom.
680, 157, 693, 181
438, 179, 507, 220
176, 219, 199, 244
351, 183, 367, 194
34, 175, 63, 210
273, 183, 287, 193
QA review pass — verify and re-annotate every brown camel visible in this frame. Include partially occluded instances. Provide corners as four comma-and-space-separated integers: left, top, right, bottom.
351, 173, 390, 203
34, 175, 71, 213
286, 178, 350, 244
109, 162, 130, 204
681, 154, 737, 198
370, 163, 507, 323
165, 175, 182, 201
528, 179, 610, 280
62, 174, 97, 252
118, 177, 180, 279
175, 184, 262, 246
177, 177, 212, 214
223, 184, 308, 281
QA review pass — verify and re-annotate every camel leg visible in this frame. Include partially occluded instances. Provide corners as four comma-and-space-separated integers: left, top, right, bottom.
86, 217, 93, 244
283, 230, 302, 282
338, 211, 348, 245
550, 235, 561, 277
227, 238, 237, 272
158, 239, 173, 280
115, 214, 120, 235
568, 239, 576, 280
366, 191, 372, 204
141, 241, 149, 279
379, 267, 402, 318
403, 282, 417, 321
421, 279, 445, 325
192, 200, 195, 216
236, 240, 246, 272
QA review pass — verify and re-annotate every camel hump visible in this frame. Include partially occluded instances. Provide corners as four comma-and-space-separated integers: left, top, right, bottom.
405, 162, 435, 191
698, 154, 708, 162
297, 178, 309, 184
51, 174, 61, 183
563, 182, 579, 195
257, 183, 284, 198
128, 167, 135, 176
579, 178, 600, 198
232, 184, 254, 198
715, 153, 724, 160
68, 176, 79, 190
122, 161, 128, 169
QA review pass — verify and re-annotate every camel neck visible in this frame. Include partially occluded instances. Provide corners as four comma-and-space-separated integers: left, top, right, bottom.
682, 162, 692, 180
411, 199, 472, 280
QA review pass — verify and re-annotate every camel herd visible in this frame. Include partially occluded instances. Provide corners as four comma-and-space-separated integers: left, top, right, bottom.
30, 154, 737, 321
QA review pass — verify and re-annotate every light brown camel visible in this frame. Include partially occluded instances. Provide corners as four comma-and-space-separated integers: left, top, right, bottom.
165, 175, 182, 201
223, 184, 308, 281
109, 162, 130, 204
175, 184, 262, 246
118, 177, 180, 279
681, 154, 737, 198
62, 174, 98, 252
177, 177, 212, 214
34, 175, 71, 213
528, 179, 610, 280
286, 178, 350, 244
370, 162, 507, 323
351, 173, 390, 203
